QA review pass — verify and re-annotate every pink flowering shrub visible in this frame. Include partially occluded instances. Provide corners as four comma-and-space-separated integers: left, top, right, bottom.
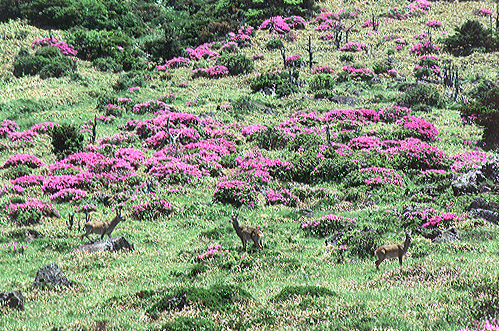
5, 198, 58, 225
383, 138, 450, 171
129, 197, 175, 220
311, 66, 334, 75
191, 65, 228, 79
157, 57, 191, 71
75, 203, 97, 214
341, 64, 375, 81
1, 154, 44, 169
10, 175, 44, 187
285, 54, 302, 68
414, 54, 440, 79
0, 120, 18, 138
410, 40, 440, 55
258, 16, 290, 34
301, 214, 357, 237
460, 319, 499, 331
450, 151, 493, 172
284, 16, 307, 29
339, 42, 369, 52
474, 8, 493, 16
132, 99, 168, 114
185, 43, 219, 60
379, 105, 411, 123
314, 19, 345, 32
242, 124, 267, 137
41, 173, 95, 194
402, 208, 438, 228
348, 136, 381, 150
213, 179, 257, 208
196, 244, 223, 261
234, 151, 294, 183
30, 122, 58, 134
32, 37, 78, 56
395, 115, 439, 142
425, 20, 442, 28
114, 148, 144, 170
265, 188, 299, 207
422, 211, 467, 228
416, 169, 449, 183
148, 159, 207, 184
344, 167, 404, 188
49, 188, 88, 203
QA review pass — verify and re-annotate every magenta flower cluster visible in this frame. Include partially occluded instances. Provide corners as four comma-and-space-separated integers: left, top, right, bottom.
475, 8, 493, 16
185, 43, 219, 60
213, 179, 257, 208
5, 198, 58, 221
156, 57, 191, 71
422, 211, 467, 228
32, 37, 78, 56
259, 16, 291, 34
191, 65, 228, 79
341, 65, 375, 81
196, 244, 228, 261
10, 175, 45, 187
359, 167, 405, 187
378, 105, 411, 123
266, 188, 300, 207
459, 319, 499, 331
0, 120, 19, 138
1, 154, 44, 169
396, 115, 439, 142
129, 198, 175, 220
340, 42, 369, 53
311, 66, 335, 75
425, 20, 442, 28
410, 40, 440, 55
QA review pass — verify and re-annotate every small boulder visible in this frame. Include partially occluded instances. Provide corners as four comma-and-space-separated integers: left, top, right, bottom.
0, 290, 24, 311
76, 236, 134, 254
432, 228, 461, 244
331, 95, 358, 106
469, 209, 499, 224
452, 169, 486, 196
33, 263, 72, 287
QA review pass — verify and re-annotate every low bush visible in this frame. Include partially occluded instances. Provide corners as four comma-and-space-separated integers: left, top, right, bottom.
250, 71, 299, 98
441, 19, 499, 56
290, 150, 321, 183
308, 74, 335, 92
12, 55, 50, 77
272, 285, 336, 302
461, 86, 499, 145
39, 57, 72, 79
397, 83, 442, 109
215, 54, 254, 75
3, 165, 32, 180
266, 38, 284, 50
340, 228, 379, 259
93, 57, 123, 73
50, 124, 85, 160
252, 126, 289, 150
114, 70, 145, 91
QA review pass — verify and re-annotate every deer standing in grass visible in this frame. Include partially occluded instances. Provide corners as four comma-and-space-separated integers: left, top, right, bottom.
81, 207, 124, 241
374, 231, 411, 271
230, 212, 263, 251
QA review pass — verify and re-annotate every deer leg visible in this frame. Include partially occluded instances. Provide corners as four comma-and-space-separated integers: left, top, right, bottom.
399, 255, 403, 267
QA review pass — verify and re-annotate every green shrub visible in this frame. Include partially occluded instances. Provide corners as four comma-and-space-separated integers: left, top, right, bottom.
312, 156, 358, 183
215, 54, 254, 76
35, 46, 61, 59
266, 38, 284, 50
290, 150, 320, 183
250, 71, 299, 98
114, 70, 145, 91
397, 83, 442, 108
461, 86, 499, 145
66, 28, 133, 61
231, 95, 260, 117
340, 228, 379, 259
3, 165, 32, 180
13, 55, 50, 77
373, 60, 393, 74
339, 53, 354, 62
287, 132, 322, 152
39, 57, 72, 79
441, 20, 498, 56
314, 89, 336, 99
253, 126, 288, 150
51, 124, 85, 160
16, 209, 43, 226
93, 57, 123, 73
308, 74, 335, 92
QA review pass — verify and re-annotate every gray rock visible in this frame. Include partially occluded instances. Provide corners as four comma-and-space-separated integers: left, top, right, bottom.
331, 95, 358, 106
469, 208, 499, 224
33, 263, 72, 287
76, 236, 134, 254
467, 197, 499, 211
432, 228, 461, 244
452, 169, 486, 195
482, 158, 499, 184
0, 291, 24, 311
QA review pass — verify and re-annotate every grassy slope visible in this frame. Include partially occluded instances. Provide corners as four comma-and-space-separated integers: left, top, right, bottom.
0, 0, 498, 330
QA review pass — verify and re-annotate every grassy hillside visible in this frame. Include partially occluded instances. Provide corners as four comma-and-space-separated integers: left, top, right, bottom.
1, 0, 499, 330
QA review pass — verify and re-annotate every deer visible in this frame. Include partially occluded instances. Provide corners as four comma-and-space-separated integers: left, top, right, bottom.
81, 207, 124, 242
374, 231, 411, 271
230, 211, 263, 251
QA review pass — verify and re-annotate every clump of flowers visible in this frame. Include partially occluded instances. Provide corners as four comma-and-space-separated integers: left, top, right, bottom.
422, 211, 467, 228
156, 57, 191, 71
129, 197, 176, 220
265, 188, 299, 207
410, 40, 440, 55
285, 54, 302, 68
395, 115, 439, 142
1, 154, 44, 169
259, 16, 290, 34
285, 16, 307, 29
414, 54, 440, 79
339, 42, 369, 52
301, 214, 357, 238
342, 64, 375, 81
474, 8, 493, 16
425, 20, 442, 28
450, 150, 493, 172
75, 203, 97, 213
49, 188, 88, 203
196, 244, 228, 261
31, 37, 78, 56
252, 54, 264, 60
5, 198, 58, 225
10, 175, 44, 187
379, 105, 411, 123
185, 43, 219, 60
213, 179, 257, 208
459, 319, 499, 331
0, 120, 19, 138
1, 240, 28, 254
416, 169, 449, 183
311, 66, 334, 75
191, 65, 228, 79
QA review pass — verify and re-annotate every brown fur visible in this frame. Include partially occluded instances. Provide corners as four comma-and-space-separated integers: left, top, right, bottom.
81, 207, 124, 241
374, 231, 411, 270
230, 212, 263, 251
